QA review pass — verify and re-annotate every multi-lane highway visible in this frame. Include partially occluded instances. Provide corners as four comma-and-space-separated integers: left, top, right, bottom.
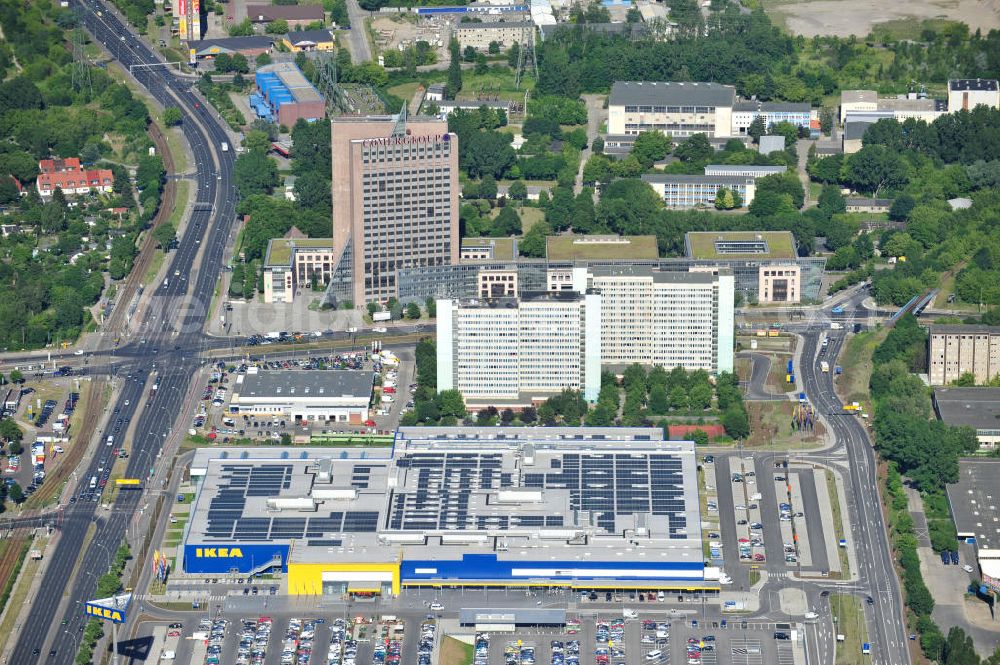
9, 1, 237, 661
797, 312, 911, 665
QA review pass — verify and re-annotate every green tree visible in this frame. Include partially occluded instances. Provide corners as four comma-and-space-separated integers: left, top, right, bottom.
508, 180, 527, 200
229, 18, 254, 35
406, 302, 421, 319
280, 432, 292, 446
632, 130, 673, 168
818, 184, 846, 216
265, 19, 289, 34
889, 193, 916, 221
690, 430, 710, 446
722, 405, 750, 438
488, 40, 500, 54
9, 370, 22, 384
479, 174, 498, 200
234, 150, 279, 196
474, 53, 488, 74
0, 418, 23, 446
648, 386, 669, 414
747, 116, 767, 143
256, 52, 272, 67
425, 297, 436, 318
688, 382, 713, 411
437, 389, 466, 419
491, 206, 521, 237
674, 133, 714, 163
447, 38, 463, 98
714, 187, 735, 210
846, 144, 910, 196
244, 129, 271, 153
152, 223, 176, 248
520, 220, 552, 258
7, 482, 23, 504
668, 386, 688, 411
162, 107, 182, 126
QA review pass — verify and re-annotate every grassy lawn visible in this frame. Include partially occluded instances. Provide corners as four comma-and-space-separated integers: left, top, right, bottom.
158, 123, 190, 173
440, 636, 474, 665
749, 569, 761, 587
735, 334, 794, 353
868, 17, 964, 41
831, 594, 868, 665
0, 538, 35, 655
423, 66, 535, 101
144, 249, 166, 286
518, 207, 544, 233
836, 328, 885, 408
388, 82, 422, 106
826, 470, 850, 578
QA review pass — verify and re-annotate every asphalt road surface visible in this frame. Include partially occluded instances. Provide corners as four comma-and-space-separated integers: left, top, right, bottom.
9, 1, 237, 662
798, 321, 911, 665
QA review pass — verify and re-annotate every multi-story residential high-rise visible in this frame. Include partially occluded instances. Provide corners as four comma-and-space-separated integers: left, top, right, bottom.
330, 116, 459, 306
585, 266, 734, 374
928, 324, 1000, 385
436, 293, 602, 404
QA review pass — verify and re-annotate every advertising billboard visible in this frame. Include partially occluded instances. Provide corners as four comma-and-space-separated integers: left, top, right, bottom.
84, 594, 131, 624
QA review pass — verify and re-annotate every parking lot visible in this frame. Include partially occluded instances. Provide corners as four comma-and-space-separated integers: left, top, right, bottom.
164, 611, 435, 665
186, 347, 417, 444
708, 453, 835, 584
462, 613, 805, 665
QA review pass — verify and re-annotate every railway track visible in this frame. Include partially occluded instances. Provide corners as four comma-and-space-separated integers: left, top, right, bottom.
104, 119, 177, 335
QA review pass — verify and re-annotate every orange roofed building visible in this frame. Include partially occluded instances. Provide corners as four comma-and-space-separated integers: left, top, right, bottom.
36, 157, 114, 198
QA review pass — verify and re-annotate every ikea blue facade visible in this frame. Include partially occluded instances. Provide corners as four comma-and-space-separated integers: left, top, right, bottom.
183, 543, 289, 574
400, 554, 706, 586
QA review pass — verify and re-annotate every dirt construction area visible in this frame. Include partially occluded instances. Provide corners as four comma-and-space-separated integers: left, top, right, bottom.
371, 14, 450, 61
765, 0, 1000, 37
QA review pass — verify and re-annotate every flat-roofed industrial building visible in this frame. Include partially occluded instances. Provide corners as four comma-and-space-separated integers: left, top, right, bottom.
181, 428, 711, 596
229, 369, 374, 423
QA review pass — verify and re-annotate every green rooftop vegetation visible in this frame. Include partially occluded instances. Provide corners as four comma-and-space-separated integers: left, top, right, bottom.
685, 231, 797, 260
546, 235, 659, 261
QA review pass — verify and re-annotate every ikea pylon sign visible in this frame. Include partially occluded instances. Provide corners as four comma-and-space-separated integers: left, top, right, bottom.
84, 594, 131, 624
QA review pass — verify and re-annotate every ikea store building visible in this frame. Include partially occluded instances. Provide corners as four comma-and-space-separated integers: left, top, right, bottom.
182, 427, 715, 596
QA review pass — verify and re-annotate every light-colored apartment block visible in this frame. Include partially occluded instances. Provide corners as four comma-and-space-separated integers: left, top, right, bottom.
436, 293, 601, 404
731, 101, 811, 134
642, 174, 755, 208
262, 237, 336, 303
948, 79, 1000, 113
608, 81, 736, 138
453, 20, 534, 51
586, 266, 734, 374
928, 325, 1000, 385
331, 116, 459, 307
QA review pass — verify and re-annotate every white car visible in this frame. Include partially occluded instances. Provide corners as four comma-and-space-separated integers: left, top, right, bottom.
429, 602, 444, 611
963, 564, 975, 573
75, 349, 84, 356
373, 327, 388, 333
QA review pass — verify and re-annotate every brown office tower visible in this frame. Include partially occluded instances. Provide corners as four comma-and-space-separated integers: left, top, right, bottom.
330, 116, 459, 307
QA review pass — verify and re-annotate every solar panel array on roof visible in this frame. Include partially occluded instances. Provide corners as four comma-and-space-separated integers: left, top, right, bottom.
388, 452, 511, 531
202, 463, 384, 542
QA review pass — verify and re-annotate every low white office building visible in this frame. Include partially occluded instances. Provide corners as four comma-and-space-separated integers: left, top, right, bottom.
230, 369, 374, 423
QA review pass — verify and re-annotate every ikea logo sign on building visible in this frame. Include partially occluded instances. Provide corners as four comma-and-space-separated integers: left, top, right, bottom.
195, 547, 244, 558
